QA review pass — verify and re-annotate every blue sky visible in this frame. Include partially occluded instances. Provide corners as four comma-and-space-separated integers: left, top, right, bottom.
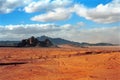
0, 0, 113, 25
0, 0, 120, 44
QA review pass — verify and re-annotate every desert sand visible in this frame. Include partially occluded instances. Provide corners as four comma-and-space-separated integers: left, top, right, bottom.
0, 46, 120, 80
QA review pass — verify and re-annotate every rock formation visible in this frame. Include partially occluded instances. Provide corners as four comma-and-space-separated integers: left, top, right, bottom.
17, 36, 53, 47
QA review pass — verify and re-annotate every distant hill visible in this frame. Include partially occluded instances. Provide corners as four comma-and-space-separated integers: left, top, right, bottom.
37, 36, 115, 46
0, 35, 117, 47
92, 43, 114, 46
79, 42, 115, 46
37, 36, 80, 45
0, 41, 19, 47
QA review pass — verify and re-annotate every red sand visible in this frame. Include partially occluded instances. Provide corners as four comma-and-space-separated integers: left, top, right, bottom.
0, 46, 120, 80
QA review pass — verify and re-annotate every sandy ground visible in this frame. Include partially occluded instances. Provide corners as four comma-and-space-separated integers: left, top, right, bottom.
0, 46, 120, 80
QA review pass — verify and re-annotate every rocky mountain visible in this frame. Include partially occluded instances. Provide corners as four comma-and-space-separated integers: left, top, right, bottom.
17, 36, 53, 47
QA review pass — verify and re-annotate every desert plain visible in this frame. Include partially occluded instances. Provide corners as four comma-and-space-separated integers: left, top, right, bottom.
0, 46, 120, 80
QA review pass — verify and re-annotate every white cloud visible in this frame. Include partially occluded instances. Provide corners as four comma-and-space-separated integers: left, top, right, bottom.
0, 24, 61, 40
0, 24, 60, 34
0, 0, 71, 14
0, 0, 31, 14
24, 0, 72, 13
31, 8, 72, 22
30, 0, 120, 23
0, 23, 84, 40
0, 23, 120, 44
76, 27, 120, 44
25, 0, 73, 22
1, 0, 119, 23
74, 0, 120, 23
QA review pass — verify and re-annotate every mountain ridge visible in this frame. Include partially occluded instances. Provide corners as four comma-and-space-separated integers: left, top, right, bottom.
0, 35, 117, 47
37, 35, 116, 46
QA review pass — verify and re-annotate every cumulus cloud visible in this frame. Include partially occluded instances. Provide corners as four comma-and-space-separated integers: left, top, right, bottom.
24, 0, 72, 13
0, 22, 84, 40
0, 0, 71, 14
74, 0, 120, 23
1, 0, 119, 23
0, 24, 62, 40
0, 23, 120, 44
75, 27, 120, 44
30, 0, 120, 23
0, 24, 60, 34
0, 0, 119, 43
25, 0, 74, 22
31, 8, 72, 22
0, 0, 31, 14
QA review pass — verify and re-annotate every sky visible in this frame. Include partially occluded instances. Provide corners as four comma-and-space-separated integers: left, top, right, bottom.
0, 0, 120, 44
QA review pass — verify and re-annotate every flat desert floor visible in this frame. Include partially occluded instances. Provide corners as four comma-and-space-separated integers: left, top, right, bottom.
0, 46, 120, 80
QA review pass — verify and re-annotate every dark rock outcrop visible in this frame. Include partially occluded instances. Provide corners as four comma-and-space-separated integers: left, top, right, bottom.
17, 36, 53, 47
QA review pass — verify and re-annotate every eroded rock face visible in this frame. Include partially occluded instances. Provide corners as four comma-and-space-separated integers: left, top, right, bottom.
17, 36, 53, 47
